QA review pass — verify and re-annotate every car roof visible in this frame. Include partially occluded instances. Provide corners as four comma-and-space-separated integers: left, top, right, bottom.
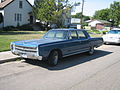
51, 28, 85, 31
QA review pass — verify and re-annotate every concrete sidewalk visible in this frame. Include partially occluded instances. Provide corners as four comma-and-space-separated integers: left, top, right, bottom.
0, 51, 20, 64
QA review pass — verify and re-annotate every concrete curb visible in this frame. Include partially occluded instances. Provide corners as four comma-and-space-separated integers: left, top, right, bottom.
0, 51, 21, 64
0, 57, 21, 64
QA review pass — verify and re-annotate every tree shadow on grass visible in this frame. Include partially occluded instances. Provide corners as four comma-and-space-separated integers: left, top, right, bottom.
24, 50, 112, 71
0, 31, 41, 35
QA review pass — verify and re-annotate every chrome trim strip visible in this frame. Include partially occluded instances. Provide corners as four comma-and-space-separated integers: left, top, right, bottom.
63, 49, 89, 57
40, 39, 88, 47
15, 47, 37, 52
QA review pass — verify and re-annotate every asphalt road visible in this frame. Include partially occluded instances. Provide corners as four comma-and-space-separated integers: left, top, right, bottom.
0, 45, 120, 90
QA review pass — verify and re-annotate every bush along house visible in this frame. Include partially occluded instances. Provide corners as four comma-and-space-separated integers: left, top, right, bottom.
0, 0, 35, 28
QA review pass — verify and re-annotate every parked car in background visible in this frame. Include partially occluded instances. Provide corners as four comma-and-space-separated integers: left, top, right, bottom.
102, 30, 120, 44
11, 29, 103, 66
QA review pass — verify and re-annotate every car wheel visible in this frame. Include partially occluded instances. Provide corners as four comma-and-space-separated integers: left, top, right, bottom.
48, 51, 59, 66
104, 42, 109, 45
23, 58, 32, 62
88, 46, 94, 55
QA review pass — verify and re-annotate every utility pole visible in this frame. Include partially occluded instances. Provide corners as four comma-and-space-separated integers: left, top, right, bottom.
80, 0, 84, 29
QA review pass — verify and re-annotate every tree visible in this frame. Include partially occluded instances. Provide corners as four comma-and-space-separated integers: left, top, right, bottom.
72, 12, 82, 18
72, 12, 90, 21
93, 8, 110, 21
33, 0, 71, 29
109, 1, 120, 26
93, 1, 120, 26
33, 0, 56, 25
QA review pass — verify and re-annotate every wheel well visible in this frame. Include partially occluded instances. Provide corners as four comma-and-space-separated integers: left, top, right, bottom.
49, 49, 63, 59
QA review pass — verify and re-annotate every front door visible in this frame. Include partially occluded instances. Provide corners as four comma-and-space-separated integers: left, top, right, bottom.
30, 16, 33, 24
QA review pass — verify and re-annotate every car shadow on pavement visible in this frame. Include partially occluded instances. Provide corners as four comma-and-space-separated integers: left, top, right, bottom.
104, 43, 120, 46
25, 50, 112, 71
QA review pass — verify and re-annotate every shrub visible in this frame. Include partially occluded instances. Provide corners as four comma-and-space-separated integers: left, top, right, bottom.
87, 30, 101, 34
17, 24, 33, 31
3, 26, 16, 31
101, 31, 108, 34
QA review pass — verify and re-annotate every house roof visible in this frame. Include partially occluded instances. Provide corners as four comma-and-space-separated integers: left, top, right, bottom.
87, 19, 111, 24
0, 0, 13, 9
0, 0, 32, 9
98, 20, 111, 24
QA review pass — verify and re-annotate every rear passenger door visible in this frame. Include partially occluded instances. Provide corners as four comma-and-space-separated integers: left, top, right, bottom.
65, 30, 81, 54
77, 30, 90, 51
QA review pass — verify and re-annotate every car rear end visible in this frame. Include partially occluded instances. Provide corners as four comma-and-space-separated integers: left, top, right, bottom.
102, 30, 120, 44
90, 37, 103, 48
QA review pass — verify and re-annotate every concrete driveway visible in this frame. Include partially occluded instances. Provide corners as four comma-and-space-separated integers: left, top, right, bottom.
0, 45, 120, 90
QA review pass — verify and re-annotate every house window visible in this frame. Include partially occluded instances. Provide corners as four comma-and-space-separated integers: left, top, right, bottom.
15, 13, 17, 21
20, 14, 22, 21
17, 14, 19, 21
19, 1, 23, 8
15, 13, 22, 22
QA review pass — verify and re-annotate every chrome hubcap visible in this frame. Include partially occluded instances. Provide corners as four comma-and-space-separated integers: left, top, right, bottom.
53, 52, 58, 65
89, 47, 94, 54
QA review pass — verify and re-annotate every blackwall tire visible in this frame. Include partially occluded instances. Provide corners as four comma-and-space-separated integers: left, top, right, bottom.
23, 58, 32, 62
48, 51, 59, 66
104, 42, 109, 45
88, 46, 94, 55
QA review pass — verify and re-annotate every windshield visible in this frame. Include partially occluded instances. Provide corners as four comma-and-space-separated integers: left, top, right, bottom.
43, 30, 68, 39
108, 30, 120, 34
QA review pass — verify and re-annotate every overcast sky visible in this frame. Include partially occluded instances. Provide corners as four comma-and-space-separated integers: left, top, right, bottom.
28, 0, 118, 16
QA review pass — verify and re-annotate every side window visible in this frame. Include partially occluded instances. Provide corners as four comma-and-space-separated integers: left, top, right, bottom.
77, 31, 87, 39
55, 31, 65, 39
70, 31, 78, 39
45, 31, 56, 38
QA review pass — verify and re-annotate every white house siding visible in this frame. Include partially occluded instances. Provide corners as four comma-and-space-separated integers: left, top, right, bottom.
88, 20, 101, 27
0, 10, 4, 15
4, 0, 32, 27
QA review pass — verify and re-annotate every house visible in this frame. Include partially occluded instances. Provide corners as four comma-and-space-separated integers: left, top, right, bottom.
0, 0, 35, 28
88, 20, 111, 30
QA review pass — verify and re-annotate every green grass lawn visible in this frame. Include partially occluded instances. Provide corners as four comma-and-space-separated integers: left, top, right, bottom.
0, 31, 46, 52
0, 30, 102, 52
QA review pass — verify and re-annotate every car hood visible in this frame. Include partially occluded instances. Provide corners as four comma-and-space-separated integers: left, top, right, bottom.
13, 39, 64, 48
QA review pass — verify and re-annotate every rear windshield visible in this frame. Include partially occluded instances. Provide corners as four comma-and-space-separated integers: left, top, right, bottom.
108, 30, 120, 34
43, 30, 67, 39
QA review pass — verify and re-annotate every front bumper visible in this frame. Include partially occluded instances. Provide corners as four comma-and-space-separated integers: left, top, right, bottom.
12, 50, 43, 60
11, 44, 42, 60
